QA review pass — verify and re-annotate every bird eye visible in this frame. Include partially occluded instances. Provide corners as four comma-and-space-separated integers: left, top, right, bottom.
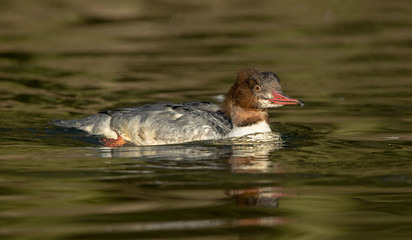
254, 85, 261, 92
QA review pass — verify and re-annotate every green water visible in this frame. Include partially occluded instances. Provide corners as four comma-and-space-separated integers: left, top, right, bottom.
1, 0, 412, 239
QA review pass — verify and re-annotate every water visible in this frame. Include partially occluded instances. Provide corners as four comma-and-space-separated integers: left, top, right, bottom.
1, 0, 412, 239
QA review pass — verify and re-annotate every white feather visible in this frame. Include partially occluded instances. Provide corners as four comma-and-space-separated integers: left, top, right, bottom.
226, 121, 271, 138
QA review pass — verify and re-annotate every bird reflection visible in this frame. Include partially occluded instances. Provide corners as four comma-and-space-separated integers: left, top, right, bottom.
224, 136, 284, 208
226, 187, 280, 208
95, 132, 285, 208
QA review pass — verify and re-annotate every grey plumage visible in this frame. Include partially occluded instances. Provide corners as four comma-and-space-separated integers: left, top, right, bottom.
53, 102, 232, 146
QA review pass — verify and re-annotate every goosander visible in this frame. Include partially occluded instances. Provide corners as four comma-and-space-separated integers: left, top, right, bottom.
54, 68, 303, 146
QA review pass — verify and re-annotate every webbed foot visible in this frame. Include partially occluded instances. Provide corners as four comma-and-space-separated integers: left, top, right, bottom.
100, 135, 127, 147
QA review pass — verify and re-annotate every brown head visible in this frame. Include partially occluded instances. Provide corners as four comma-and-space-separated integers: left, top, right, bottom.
222, 67, 303, 127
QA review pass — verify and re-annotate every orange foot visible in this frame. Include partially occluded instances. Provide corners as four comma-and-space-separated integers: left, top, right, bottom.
100, 135, 127, 147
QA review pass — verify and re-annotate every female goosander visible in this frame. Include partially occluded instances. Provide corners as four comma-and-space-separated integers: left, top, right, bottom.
54, 68, 303, 146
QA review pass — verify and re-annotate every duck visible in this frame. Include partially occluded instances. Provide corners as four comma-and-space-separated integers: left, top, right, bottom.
53, 67, 303, 146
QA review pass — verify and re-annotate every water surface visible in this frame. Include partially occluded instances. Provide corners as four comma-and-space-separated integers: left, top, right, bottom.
1, 0, 412, 239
